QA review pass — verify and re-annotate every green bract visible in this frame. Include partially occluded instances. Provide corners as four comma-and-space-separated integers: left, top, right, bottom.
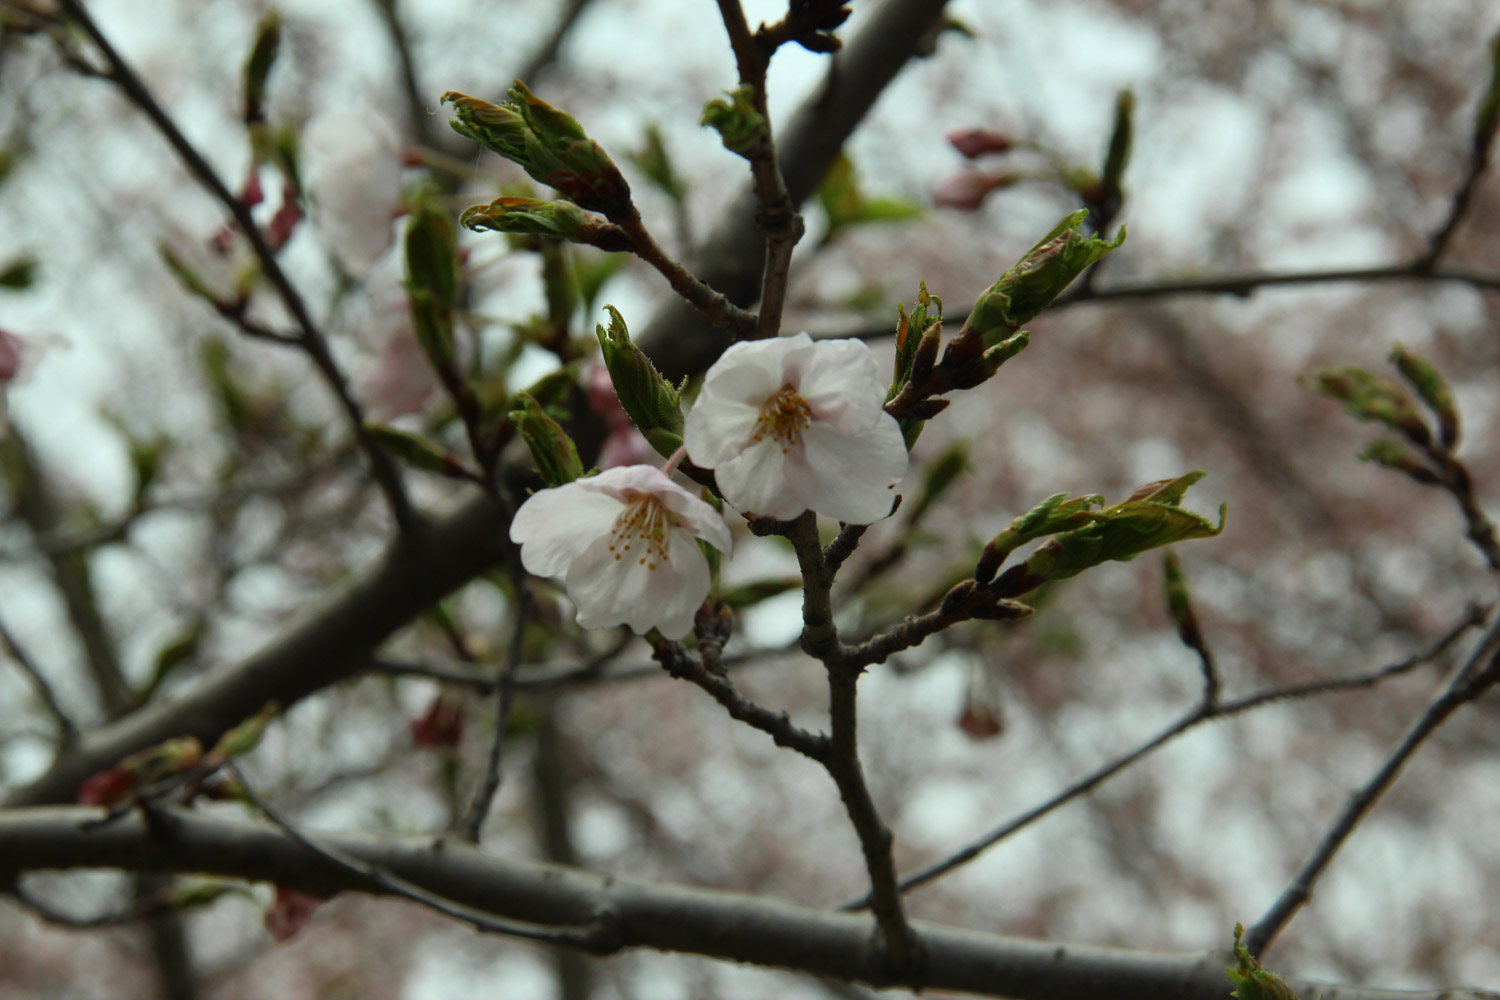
1021, 472, 1225, 584
1308, 366, 1430, 445
595, 306, 684, 458
510, 391, 585, 487
1226, 925, 1304, 1000
461, 197, 588, 240
1389, 343, 1459, 447
701, 86, 766, 159
968, 209, 1126, 342
443, 83, 631, 217
404, 201, 459, 371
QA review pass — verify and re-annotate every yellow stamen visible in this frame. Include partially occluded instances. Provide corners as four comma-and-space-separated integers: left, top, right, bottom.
609, 493, 674, 571
755, 383, 812, 454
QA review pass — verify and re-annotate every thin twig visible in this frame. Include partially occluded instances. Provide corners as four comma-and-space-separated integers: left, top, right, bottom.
54, 0, 416, 532
772, 513, 919, 970
651, 639, 827, 760
1244, 610, 1500, 957
615, 209, 758, 337
843, 605, 1486, 908
228, 762, 621, 950
1058, 263, 1500, 307
459, 564, 531, 842
0, 612, 79, 745
714, 0, 806, 340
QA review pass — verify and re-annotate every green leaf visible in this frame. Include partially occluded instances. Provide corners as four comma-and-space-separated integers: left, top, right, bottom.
199, 338, 254, 431
404, 200, 459, 372
627, 122, 687, 202
890, 281, 943, 397
905, 440, 969, 526
595, 305, 684, 457
366, 425, 468, 477
701, 86, 766, 159
1227, 925, 1304, 1000
1359, 438, 1440, 485
817, 153, 921, 244
1306, 366, 1431, 447
0, 255, 37, 290
443, 84, 632, 217
509, 391, 585, 486
967, 210, 1126, 343
241, 10, 281, 124
207, 702, 280, 763
974, 491, 1105, 583
139, 619, 206, 700
1026, 473, 1224, 583
1476, 29, 1500, 150
1099, 88, 1134, 212
1389, 343, 1458, 448
573, 250, 627, 316
721, 578, 802, 609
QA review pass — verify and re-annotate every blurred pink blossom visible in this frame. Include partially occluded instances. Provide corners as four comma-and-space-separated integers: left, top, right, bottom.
302, 108, 405, 276
586, 363, 660, 469
947, 127, 1013, 159
933, 169, 1016, 211
0, 327, 68, 426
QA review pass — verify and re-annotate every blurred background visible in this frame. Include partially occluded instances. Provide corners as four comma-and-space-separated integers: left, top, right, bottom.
2, 0, 1499, 997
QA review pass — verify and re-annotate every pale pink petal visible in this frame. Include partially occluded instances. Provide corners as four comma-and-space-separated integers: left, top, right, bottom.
510, 481, 623, 577
684, 391, 760, 467
565, 526, 709, 638
799, 421, 907, 524
659, 488, 733, 554
714, 438, 811, 520
797, 337, 890, 433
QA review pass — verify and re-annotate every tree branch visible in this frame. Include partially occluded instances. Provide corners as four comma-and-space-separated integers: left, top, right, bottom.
0, 806, 1493, 1000
3, 494, 509, 809
1244, 610, 1500, 957
637, 0, 955, 378
54, 0, 417, 532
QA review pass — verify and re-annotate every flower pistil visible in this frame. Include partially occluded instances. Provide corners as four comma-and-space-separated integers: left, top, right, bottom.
754, 384, 812, 452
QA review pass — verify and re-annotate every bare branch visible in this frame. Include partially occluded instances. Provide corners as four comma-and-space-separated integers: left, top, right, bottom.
53, 0, 416, 532
1244, 611, 1500, 956
637, 0, 957, 379
0, 611, 79, 746
854, 605, 1487, 906
0, 805, 1493, 1000
459, 565, 531, 843
714, 0, 806, 340
229, 764, 620, 950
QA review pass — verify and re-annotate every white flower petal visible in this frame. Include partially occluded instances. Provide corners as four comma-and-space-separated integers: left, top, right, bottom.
715, 438, 811, 519
799, 418, 908, 524
684, 392, 761, 467
658, 488, 733, 554
510, 481, 623, 577
565, 525, 710, 639
797, 338, 890, 433
509, 464, 729, 638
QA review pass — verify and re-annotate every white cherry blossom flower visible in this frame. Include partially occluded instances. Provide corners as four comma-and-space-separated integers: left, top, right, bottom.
510, 465, 732, 639
684, 333, 908, 524
1, 327, 68, 428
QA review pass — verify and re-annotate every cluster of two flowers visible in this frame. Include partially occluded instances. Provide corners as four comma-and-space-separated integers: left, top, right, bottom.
512, 333, 909, 639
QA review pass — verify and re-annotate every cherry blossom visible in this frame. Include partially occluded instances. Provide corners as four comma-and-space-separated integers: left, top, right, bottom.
510, 465, 731, 639
0, 327, 68, 427
683, 333, 908, 524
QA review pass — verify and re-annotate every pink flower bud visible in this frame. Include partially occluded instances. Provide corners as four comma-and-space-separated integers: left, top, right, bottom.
933, 169, 1016, 211
947, 128, 1013, 159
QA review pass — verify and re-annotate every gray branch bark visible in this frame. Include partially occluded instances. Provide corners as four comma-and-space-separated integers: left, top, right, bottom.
3, 807, 1491, 1000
